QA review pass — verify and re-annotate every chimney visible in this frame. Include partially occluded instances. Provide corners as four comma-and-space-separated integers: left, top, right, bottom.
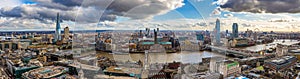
154, 29, 158, 44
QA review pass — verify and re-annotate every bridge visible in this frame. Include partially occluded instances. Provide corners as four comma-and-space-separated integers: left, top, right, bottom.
276, 33, 300, 40
69, 62, 101, 71
207, 45, 257, 57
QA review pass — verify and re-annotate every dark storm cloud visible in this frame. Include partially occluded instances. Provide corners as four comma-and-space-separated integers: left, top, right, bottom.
0, 7, 23, 17
0, 0, 184, 23
220, 0, 300, 13
52, 0, 83, 7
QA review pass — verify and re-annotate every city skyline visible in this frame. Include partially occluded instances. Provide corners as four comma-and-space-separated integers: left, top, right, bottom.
0, 0, 300, 31
1, 0, 300, 79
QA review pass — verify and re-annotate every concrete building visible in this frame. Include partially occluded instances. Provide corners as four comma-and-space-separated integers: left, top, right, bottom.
210, 29, 216, 46
0, 39, 32, 50
138, 40, 172, 51
276, 44, 289, 57
218, 60, 241, 77
209, 57, 224, 73
64, 26, 69, 42
0, 42, 13, 50
245, 29, 253, 38
230, 38, 249, 47
264, 56, 297, 71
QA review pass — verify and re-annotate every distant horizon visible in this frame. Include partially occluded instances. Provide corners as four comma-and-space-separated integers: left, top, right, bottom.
0, 29, 297, 33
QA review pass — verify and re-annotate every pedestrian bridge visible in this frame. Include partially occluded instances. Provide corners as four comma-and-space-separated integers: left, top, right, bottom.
207, 45, 254, 57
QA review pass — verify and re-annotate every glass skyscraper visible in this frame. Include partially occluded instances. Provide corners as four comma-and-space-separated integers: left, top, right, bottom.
232, 23, 239, 38
215, 19, 221, 45
55, 13, 62, 42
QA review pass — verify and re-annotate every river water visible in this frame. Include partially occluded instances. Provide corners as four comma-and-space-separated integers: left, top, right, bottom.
96, 51, 226, 64
96, 39, 299, 64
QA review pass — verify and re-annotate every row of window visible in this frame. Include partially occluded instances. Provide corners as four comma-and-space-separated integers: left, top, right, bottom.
138, 45, 172, 50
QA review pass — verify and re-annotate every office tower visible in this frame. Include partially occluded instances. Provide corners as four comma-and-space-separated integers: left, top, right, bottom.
98, 32, 101, 38
196, 33, 204, 41
64, 26, 69, 40
215, 19, 221, 45
154, 29, 158, 44
226, 30, 229, 34
55, 13, 62, 42
232, 23, 239, 38
209, 57, 224, 73
225, 30, 229, 37
246, 29, 253, 38
253, 32, 258, 40
140, 30, 143, 37
145, 28, 149, 37
211, 28, 216, 45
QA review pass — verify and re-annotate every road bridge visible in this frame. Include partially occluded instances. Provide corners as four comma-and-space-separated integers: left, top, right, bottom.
207, 45, 257, 57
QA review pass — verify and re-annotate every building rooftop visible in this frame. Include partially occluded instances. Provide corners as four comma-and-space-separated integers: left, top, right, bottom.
226, 61, 239, 68
266, 56, 297, 66
141, 42, 172, 45
273, 56, 294, 63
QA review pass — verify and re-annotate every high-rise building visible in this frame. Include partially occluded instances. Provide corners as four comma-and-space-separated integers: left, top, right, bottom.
97, 32, 101, 38
225, 30, 229, 34
196, 33, 204, 41
232, 23, 239, 38
215, 19, 221, 45
245, 29, 253, 37
64, 26, 69, 41
55, 13, 62, 42
154, 29, 158, 44
225, 30, 230, 37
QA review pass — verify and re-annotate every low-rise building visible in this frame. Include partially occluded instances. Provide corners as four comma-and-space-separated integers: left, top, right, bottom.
264, 56, 297, 71
218, 60, 241, 77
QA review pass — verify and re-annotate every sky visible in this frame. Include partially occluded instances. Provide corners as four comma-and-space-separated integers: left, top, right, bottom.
0, 0, 300, 32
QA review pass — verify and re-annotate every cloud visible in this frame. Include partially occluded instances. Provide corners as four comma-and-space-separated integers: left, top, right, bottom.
95, 18, 300, 32
219, 0, 300, 13
224, 13, 233, 17
0, 17, 55, 30
212, 0, 228, 6
194, 0, 205, 2
211, 7, 222, 16
0, 0, 21, 8
0, 0, 184, 23
1, 17, 300, 32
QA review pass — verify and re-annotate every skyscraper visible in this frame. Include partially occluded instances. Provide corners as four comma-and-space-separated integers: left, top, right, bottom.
225, 30, 229, 37
215, 19, 221, 45
154, 29, 158, 44
97, 32, 101, 38
55, 13, 62, 42
232, 23, 239, 38
196, 33, 204, 41
64, 26, 69, 41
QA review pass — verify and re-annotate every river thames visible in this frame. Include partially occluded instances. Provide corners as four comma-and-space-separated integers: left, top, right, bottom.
95, 39, 299, 64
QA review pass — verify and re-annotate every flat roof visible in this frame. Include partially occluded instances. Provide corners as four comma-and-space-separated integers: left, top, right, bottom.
227, 61, 239, 68
142, 42, 172, 45
266, 56, 297, 66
